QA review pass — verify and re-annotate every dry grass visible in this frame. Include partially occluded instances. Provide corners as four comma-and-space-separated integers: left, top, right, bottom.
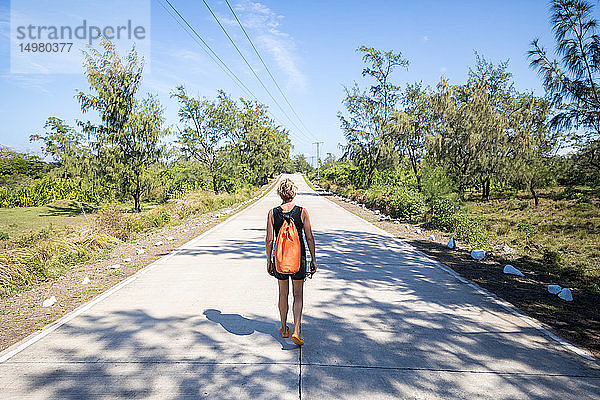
468, 189, 600, 295
0, 187, 254, 297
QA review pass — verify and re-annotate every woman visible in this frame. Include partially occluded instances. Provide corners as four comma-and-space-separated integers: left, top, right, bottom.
265, 178, 317, 346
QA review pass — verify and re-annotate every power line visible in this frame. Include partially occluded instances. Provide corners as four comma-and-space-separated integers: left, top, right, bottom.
158, 0, 256, 101
155, 0, 312, 147
200, 0, 314, 145
223, 0, 316, 140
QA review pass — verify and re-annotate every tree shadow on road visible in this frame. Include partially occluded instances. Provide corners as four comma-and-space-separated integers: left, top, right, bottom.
14, 228, 600, 399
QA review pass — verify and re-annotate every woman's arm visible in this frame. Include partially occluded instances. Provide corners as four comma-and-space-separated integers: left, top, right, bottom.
302, 208, 317, 275
265, 209, 274, 275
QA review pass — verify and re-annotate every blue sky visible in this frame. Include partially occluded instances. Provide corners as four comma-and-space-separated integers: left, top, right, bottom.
0, 0, 561, 161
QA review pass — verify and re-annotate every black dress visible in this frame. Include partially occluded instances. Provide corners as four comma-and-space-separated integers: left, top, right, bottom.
272, 205, 307, 280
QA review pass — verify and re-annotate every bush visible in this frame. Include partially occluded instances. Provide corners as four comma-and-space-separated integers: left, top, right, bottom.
517, 222, 537, 238
387, 187, 426, 222
145, 207, 171, 228
430, 197, 460, 231
0, 176, 106, 208
454, 214, 489, 249
420, 164, 457, 201
320, 164, 364, 187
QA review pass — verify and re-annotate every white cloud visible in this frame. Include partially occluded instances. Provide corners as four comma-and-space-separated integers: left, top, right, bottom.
423, 35, 430, 41
230, 0, 306, 89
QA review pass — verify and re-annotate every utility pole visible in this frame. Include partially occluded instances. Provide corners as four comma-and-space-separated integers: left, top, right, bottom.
308, 155, 315, 169
313, 141, 323, 179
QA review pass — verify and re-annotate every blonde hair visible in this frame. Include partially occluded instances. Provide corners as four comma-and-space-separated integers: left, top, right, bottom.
277, 178, 297, 202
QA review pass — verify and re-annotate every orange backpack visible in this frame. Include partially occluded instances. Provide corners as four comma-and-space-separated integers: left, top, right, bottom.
275, 215, 302, 274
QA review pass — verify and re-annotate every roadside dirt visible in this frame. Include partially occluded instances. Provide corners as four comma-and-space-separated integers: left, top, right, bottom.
319, 190, 600, 361
0, 181, 275, 352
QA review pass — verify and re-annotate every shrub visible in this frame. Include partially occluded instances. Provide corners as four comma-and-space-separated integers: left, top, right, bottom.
420, 164, 457, 201
517, 222, 537, 238
430, 197, 460, 231
145, 207, 171, 228
0, 176, 106, 208
454, 214, 489, 249
387, 187, 426, 222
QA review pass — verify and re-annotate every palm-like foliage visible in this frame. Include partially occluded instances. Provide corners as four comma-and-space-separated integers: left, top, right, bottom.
528, 0, 600, 140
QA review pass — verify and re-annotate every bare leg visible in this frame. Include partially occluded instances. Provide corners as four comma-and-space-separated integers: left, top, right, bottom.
278, 279, 289, 330
292, 279, 304, 336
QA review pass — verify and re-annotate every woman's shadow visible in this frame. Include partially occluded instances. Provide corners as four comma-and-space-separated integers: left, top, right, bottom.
203, 309, 297, 350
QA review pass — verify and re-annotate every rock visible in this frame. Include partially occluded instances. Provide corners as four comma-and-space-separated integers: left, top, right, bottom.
503, 265, 524, 277
154, 241, 163, 246
166, 236, 175, 241
81, 276, 90, 285
374, 210, 380, 215
558, 288, 573, 301
122, 258, 132, 263
415, 228, 422, 234
548, 284, 562, 294
496, 243, 516, 255
429, 234, 435, 241
471, 249, 486, 261
108, 264, 121, 269
385, 215, 392, 221
42, 296, 56, 307
393, 220, 400, 224
136, 249, 145, 255
447, 237, 455, 249
405, 224, 410, 230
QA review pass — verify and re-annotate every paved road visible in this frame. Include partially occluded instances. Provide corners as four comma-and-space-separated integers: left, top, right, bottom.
1, 173, 599, 399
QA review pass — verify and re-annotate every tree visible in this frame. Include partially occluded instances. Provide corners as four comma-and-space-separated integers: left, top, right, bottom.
339, 46, 409, 187
292, 154, 312, 173
509, 94, 553, 206
124, 96, 167, 212
239, 125, 291, 185
429, 55, 517, 201
529, 0, 600, 170
0, 147, 46, 186
390, 83, 430, 191
468, 55, 513, 201
172, 87, 237, 193
30, 117, 89, 179
428, 86, 476, 200
77, 38, 166, 212
322, 153, 337, 169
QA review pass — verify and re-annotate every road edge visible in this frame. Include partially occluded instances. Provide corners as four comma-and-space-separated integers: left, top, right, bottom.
303, 174, 596, 363
0, 175, 282, 363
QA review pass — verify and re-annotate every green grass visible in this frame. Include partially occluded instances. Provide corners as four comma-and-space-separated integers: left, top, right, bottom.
467, 189, 600, 295
0, 199, 94, 239
0, 186, 256, 297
